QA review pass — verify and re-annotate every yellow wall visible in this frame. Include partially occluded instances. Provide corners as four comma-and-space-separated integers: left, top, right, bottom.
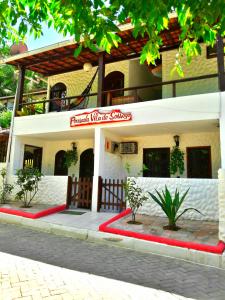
48, 44, 220, 103
48, 61, 130, 108
122, 131, 220, 179
162, 44, 219, 98
129, 59, 162, 101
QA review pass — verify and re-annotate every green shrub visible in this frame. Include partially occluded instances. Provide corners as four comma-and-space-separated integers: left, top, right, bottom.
0, 168, 13, 204
148, 186, 202, 230
124, 178, 148, 222
0, 110, 12, 128
16, 167, 43, 208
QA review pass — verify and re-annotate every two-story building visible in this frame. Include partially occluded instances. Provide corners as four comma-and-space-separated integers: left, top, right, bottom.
2, 18, 225, 240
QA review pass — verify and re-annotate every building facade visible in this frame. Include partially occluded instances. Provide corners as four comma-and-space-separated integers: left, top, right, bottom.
1, 19, 225, 241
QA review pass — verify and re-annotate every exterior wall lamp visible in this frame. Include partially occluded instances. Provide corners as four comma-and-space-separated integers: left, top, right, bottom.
83, 62, 92, 72
71, 142, 77, 150
173, 135, 180, 147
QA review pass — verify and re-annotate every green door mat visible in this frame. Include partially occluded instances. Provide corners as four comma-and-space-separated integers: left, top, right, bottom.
59, 211, 86, 215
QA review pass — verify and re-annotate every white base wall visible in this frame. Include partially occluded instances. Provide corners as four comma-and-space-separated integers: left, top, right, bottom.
0, 163, 6, 188
9, 176, 68, 206
132, 177, 218, 221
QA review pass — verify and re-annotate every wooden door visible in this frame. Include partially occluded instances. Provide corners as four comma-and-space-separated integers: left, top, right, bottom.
79, 148, 94, 178
143, 148, 170, 177
187, 146, 212, 178
54, 150, 68, 176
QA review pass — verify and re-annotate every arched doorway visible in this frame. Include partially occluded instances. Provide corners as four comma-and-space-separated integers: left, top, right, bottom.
50, 82, 67, 112
79, 148, 94, 178
104, 71, 124, 106
54, 150, 68, 176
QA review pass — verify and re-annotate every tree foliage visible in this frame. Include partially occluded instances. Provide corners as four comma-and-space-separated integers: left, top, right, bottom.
0, 46, 47, 97
0, 1, 225, 75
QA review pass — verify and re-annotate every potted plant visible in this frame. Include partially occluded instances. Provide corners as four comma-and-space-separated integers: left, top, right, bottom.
170, 146, 185, 177
64, 147, 78, 168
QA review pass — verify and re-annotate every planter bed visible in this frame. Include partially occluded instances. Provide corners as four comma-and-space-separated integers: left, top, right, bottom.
0, 202, 66, 219
99, 208, 225, 254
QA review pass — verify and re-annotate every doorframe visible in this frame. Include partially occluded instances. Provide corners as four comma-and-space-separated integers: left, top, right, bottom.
23, 144, 43, 171
186, 146, 212, 178
79, 148, 94, 178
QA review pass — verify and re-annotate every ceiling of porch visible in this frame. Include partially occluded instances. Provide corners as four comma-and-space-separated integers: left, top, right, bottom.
104, 119, 219, 138
4, 18, 180, 76
18, 127, 95, 140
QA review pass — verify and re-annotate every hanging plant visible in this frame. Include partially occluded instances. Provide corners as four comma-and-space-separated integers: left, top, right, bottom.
64, 148, 78, 168
170, 146, 185, 176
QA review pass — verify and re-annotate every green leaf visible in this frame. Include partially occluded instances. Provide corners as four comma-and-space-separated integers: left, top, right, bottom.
74, 44, 82, 57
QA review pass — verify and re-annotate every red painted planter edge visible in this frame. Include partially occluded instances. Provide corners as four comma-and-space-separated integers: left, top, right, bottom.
0, 204, 67, 219
99, 208, 225, 254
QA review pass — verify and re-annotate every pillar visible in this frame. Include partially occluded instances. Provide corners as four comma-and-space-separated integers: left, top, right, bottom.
15, 65, 25, 112
97, 53, 105, 107
91, 128, 105, 212
218, 169, 225, 242
216, 34, 225, 92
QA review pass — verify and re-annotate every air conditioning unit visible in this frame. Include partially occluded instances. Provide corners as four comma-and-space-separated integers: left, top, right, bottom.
119, 142, 138, 154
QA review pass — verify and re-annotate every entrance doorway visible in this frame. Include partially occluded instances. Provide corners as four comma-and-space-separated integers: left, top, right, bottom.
103, 71, 124, 106
187, 146, 212, 178
54, 150, 68, 176
23, 145, 43, 172
79, 148, 94, 178
143, 148, 170, 177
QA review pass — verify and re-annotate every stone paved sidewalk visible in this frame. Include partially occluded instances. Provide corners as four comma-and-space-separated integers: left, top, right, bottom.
1, 223, 225, 299
0, 251, 192, 300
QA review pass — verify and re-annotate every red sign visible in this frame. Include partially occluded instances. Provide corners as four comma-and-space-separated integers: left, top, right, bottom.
70, 109, 132, 127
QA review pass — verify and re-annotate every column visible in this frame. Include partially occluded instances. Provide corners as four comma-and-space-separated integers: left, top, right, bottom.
218, 169, 225, 242
97, 53, 105, 107
15, 65, 25, 112
216, 34, 225, 92
92, 128, 105, 212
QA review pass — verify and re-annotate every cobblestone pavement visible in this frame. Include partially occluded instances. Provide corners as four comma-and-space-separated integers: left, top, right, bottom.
0, 251, 192, 300
0, 223, 225, 300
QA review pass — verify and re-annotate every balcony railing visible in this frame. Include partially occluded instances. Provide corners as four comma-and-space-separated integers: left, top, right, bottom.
17, 73, 220, 115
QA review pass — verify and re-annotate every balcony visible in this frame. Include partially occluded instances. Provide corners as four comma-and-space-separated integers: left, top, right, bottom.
17, 73, 220, 116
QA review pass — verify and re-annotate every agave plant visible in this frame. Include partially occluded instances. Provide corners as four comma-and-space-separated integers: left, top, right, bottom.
148, 186, 202, 230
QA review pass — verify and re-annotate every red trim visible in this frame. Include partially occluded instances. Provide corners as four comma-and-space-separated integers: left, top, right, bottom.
0, 204, 66, 219
70, 109, 132, 127
99, 209, 225, 254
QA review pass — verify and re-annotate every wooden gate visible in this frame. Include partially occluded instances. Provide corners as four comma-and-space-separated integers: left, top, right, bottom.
98, 177, 126, 212
67, 176, 93, 209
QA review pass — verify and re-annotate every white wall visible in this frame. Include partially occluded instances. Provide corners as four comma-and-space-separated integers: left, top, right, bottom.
0, 163, 6, 188
9, 175, 68, 205
100, 129, 124, 179
132, 177, 218, 221
9, 136, 94, 177
13, 92, 220, 137
122, 131, 220, 179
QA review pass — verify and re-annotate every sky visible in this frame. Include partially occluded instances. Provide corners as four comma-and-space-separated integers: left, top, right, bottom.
26, 24, 71, 51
